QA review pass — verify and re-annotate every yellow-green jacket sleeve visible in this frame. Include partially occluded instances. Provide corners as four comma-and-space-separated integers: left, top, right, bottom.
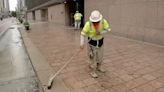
81, 21, 90, 36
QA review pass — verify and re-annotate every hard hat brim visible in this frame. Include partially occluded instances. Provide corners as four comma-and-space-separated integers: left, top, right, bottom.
89, 14, 102, 22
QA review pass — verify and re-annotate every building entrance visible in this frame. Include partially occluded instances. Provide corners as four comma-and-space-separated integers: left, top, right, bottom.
65, 0, 84, 27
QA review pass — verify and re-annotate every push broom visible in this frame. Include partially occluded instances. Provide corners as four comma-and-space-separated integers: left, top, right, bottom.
47, 49, 81, 89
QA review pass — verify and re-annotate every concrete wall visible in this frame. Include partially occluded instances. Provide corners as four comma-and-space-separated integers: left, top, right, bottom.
48, 4, 65, 25
85, 0, 164, 46
35, 10, 42, 21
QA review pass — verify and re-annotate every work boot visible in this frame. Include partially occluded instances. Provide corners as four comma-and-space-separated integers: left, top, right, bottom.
89, 52, 93, 59
97, 63, 106, 73
97, 67, 106, 73
90, 71, 98, 78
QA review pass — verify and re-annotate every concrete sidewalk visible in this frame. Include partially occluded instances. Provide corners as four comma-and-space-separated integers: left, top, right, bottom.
23, 22, 164, 92
19, 24, 70, 92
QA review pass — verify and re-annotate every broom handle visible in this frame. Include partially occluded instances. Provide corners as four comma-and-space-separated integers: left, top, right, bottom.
49, 49, 81, 81
48, 38, 91, 86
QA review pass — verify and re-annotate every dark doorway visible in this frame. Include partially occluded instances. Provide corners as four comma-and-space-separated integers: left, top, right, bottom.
32, 11, 35, 21
41, 9, 48, 21
65, 0, 84, 27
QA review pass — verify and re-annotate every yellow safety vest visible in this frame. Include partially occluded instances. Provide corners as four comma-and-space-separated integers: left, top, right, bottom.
74, 13, 82, 21
81, 19, 111, 48
81, 19, 110, 39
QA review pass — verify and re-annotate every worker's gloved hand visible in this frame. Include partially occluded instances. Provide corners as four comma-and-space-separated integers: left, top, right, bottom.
80, 45, 84, 50
100, 30, 108, 35
96, 31, 100, 35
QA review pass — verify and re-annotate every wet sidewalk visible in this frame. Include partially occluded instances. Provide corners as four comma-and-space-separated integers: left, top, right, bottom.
26, 22, 164, 92
0, 19, 43, 92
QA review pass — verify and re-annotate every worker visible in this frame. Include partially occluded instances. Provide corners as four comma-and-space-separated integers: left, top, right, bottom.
80, 10, 111, 78
74, 11, 83, 29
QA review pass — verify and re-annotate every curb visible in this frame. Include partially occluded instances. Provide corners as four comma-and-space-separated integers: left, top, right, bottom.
0, 27, 9, 39
18, 26, 70, 92
0, 29, 7, 39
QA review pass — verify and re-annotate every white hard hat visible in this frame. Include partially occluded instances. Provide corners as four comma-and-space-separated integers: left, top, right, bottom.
89, 10, 102, 22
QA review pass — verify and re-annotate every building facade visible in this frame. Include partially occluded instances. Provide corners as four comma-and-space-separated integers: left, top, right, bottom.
26, 0, 65, 22
3, 0, 9, 17
85, 0, 164, 46
0, 0, 9, 18
17, 0, 26, 19
25, 0, 164, 46
0, 0, 4, 16
4, 0, 9, 11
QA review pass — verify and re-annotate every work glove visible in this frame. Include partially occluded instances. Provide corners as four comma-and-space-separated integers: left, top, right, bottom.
100, 29, 111, 35
80, 45, 84, 50
80, 35, 85, 50
96, 31, 100, 35
100, 30, 108, 35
